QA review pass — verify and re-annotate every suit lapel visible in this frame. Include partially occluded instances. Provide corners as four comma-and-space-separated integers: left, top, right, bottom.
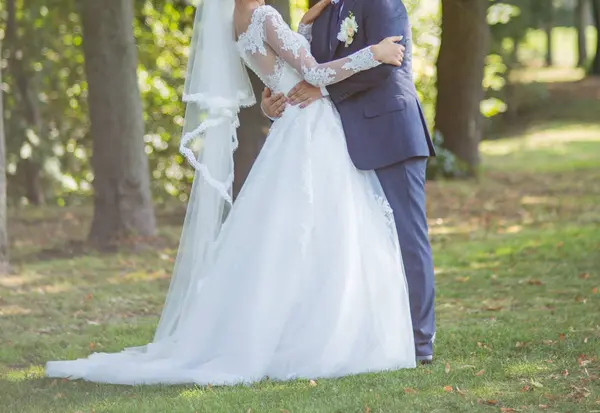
328, 5, 341, 57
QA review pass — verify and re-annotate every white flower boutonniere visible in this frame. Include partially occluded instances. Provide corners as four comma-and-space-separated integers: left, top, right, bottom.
337, 12, 358, 48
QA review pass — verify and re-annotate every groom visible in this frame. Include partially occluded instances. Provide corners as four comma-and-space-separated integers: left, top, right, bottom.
262, 0, 436, 363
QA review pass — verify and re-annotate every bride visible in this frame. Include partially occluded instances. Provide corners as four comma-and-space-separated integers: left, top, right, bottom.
46, 0, 416, 385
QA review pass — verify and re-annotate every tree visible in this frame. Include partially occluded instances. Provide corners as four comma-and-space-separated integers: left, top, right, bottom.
0, 37, 9, 274
435, 0, 489, 175
80, 0, 156, 244
576, 0, 589, 67
590, 0, 600, 75
544, 6, 554, 67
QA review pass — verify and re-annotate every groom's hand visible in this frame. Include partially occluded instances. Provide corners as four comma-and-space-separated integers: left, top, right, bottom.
288, 81, 323, 108
261, 87, 287, 119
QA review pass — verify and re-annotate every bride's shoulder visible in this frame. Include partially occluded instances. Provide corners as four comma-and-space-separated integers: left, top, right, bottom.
251, 5, 282, 25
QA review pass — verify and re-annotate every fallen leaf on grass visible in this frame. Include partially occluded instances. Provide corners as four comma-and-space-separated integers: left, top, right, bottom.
568, 385, 591, 400
404, 388, 417, 394
578, 355, 593, 367
521, 385, 531, 392
456, 387, 467, 396
475, 369, 486, 376
559, 333, 566, 341
528, 279, 543, 286
500, 408, 515, 412
364, 406, 371, 413
579, 272, 590, 279
538, 405, 549, 409
54, 393, 64, 400
445, 362, 451, 374
542, 340, 556, 345
593, 287, 598, 294
530, 379, 544, 388
477, 342, 491, 350
562, 369, 569, 377
443, 385, 453, 392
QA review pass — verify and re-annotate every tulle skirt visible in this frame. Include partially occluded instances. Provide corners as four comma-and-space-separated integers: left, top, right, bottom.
46, 100, 416, 385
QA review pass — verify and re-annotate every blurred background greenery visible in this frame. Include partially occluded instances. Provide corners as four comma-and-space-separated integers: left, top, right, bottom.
0, 0, 598, 247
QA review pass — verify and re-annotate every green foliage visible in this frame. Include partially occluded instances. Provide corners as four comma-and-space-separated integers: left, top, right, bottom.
135, 1, 196, 202
1, 1, 199, 205
426, 131, 461, 180
2, 0, 91, 205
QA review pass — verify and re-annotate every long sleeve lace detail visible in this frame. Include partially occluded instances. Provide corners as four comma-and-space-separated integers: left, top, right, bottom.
238, 6, 381, 87
298, 23, 313, 43
264, 10, 380, 87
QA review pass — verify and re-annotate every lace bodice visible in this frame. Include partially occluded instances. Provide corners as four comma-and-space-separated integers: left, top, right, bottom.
236, 5, 381, 94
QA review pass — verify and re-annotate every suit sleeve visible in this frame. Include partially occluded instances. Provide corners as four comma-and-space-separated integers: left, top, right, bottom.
326, 0, 407, 104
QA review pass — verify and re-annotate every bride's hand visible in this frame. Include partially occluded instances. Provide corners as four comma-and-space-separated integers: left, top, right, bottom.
371, 36, 405, 66
300, 0, 332, 25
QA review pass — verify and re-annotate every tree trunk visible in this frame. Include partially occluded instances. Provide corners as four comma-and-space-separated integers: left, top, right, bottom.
545, 24, 553, 67
510, 35, 520, 66
435, 0, 489, 175
0, 38, 9, 275
590, 0, 600, 75
234, 73, 269, 198
577, 0, 589, 67
80, 0, 156, 244
17, 159, 45, 205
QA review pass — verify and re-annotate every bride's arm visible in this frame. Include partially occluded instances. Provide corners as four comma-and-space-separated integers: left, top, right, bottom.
263, 11, 403, 88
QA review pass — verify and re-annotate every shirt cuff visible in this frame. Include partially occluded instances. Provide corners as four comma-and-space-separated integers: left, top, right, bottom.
320, 86, 329, 97
260, 102, 277, 121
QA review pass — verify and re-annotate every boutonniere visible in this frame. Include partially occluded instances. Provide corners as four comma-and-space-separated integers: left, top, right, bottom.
337, 12, 358, 48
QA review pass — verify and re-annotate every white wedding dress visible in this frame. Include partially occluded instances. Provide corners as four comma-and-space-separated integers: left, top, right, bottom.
46, 5, 415, 386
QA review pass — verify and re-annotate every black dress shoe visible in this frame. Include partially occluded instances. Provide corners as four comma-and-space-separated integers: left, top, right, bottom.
420, 359, 433, 365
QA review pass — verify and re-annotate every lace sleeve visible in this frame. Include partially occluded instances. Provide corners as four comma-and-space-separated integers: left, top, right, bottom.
297, 23, 313, 43
263, 10, 381, 88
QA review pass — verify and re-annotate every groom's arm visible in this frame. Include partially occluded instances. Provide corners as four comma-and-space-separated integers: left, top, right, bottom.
326, 0, 408, 104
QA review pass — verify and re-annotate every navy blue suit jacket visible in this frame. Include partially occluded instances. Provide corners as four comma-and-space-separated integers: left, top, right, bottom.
312, 0, 435, 170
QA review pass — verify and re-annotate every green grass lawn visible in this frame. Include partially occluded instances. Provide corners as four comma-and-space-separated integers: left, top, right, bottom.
1, 73, 600, 412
